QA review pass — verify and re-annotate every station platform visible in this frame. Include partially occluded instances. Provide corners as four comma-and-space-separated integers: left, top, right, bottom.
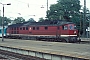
81, 38, 90, 41
0, 38, 90, 60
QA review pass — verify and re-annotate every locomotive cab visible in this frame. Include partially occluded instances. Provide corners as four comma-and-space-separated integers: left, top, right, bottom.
61, 24, 79, 42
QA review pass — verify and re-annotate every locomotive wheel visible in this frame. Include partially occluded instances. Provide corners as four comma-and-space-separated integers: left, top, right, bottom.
62, 40, 67, 42
61, 38, 67, 42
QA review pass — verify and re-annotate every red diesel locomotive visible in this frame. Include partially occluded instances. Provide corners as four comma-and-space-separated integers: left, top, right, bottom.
7, 20, 80, 42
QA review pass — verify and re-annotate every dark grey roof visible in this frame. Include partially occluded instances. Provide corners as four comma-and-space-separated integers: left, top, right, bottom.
24, 20, 73, 26
8, 22, 28, 27
8, 20, 74, 28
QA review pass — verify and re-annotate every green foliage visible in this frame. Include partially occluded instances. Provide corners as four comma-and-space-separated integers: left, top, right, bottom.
47, 0, 81, 21
0, 16, 11, 26
27, 18, 36, 22
38, 17, 45, 22
47, 4, 64, 20
13, 17, 25, 24
85, 9, 90, 27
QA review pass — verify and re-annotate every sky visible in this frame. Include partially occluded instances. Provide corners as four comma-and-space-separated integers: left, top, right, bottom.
0, 0, 90, 22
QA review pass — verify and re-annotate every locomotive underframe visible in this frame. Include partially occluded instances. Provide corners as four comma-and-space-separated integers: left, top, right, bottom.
6, 34, 80, 43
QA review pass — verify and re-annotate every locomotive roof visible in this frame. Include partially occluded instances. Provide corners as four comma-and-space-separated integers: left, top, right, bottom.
8, 20, 74, 27
8, 22, 28, 27
24, 20, 74, 26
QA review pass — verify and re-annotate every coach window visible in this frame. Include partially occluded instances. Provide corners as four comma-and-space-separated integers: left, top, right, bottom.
33, 27, 35, 30
45, 27, 48, 30
37, 27, 39, 30
26, 27, 28, 30
0, 30, 1, 33
23, 27, 25, 30
20, 28, 22, 30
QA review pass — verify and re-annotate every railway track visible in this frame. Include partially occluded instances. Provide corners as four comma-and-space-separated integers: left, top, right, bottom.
0, 38, 90, 60
0, 49, 46, 60
0, 56, 7, 60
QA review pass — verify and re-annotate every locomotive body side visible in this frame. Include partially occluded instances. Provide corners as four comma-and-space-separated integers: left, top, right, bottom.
6, 20, 79, 42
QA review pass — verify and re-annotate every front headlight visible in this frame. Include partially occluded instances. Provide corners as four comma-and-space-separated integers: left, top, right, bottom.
74, 31, 76, 34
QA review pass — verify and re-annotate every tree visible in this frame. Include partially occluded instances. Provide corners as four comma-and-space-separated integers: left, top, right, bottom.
0, 16, 11, 26
47, 4, 63, 20
27, 18, 36, 22
78, 8, 90, 35
4, 17, 11, 26
13, 17, 25, 24
38, 17, 45, 22
47, 0, 81, 22
85, 9, 90, 27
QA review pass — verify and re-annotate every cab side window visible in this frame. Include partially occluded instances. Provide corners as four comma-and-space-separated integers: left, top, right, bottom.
62, 25, 68, 30
69, 25, 73, 30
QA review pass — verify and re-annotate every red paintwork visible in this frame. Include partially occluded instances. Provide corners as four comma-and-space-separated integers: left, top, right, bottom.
7, 24, 78, 36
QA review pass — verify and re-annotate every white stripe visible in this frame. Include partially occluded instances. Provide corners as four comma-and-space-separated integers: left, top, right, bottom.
10, 34, 77, 37
61, 35, 77, 37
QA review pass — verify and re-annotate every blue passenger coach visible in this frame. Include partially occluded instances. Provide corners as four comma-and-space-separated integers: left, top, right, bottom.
0, 26, 7, 37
